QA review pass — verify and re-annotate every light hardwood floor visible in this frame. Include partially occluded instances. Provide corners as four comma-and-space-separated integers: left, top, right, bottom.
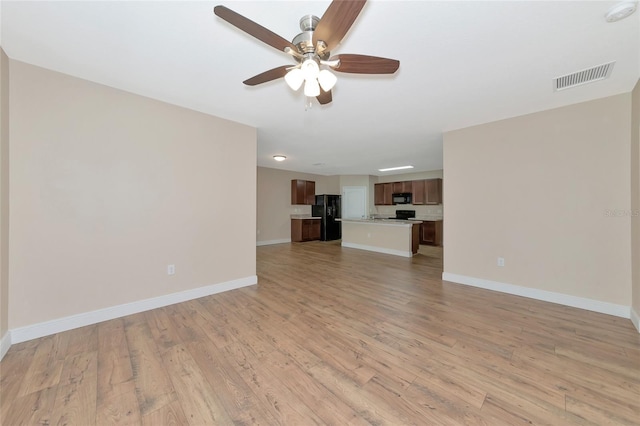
1, 241, 639, 425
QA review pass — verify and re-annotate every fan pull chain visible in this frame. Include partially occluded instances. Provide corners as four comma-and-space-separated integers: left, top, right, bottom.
305, 97, 313, 111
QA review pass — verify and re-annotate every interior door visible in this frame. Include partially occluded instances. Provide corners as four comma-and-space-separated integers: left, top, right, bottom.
342, 186, 367, 219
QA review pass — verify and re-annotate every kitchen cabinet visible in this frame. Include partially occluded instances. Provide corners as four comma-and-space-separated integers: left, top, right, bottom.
374, 183, 393, 205
425, 178, 442, 205
411, 180, 425, 204
392, 181, 412, 194
291, 179, 316, 205
291, 218, 321, 242
412, 179, 442, 205
375, 178, 442, 206
420, 220, 443, 246
412, 223, 420, 254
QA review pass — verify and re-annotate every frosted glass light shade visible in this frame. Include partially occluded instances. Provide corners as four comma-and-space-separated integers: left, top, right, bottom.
304, 78, 320, 97
301, 59, 319, 81
284, 68, 304, 91
317, 69, 337, 92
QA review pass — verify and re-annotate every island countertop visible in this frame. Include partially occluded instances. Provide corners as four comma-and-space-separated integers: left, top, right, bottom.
337, 218, 422, 227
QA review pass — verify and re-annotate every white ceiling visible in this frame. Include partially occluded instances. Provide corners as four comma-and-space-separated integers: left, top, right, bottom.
2, 1, 639, 176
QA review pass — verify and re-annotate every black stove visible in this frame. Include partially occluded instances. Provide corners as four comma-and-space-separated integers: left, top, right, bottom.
389, 210, 416, 220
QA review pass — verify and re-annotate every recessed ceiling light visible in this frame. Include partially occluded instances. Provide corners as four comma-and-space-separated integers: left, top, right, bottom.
378, 165, 414, 172
273, 155, 286, 162
605, 2, 637, 22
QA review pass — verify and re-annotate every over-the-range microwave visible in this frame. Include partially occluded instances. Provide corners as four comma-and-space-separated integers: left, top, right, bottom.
392, 193, 412, 204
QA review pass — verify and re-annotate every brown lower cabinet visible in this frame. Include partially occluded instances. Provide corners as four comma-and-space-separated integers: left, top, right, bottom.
291, 218, 321, 242
420, 220, 443, 246
412, 223, 420, 254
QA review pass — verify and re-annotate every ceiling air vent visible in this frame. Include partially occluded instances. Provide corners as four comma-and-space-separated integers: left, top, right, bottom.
553, 62, 615, 91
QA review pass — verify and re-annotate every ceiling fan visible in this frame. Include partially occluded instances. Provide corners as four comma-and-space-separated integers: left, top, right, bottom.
213, 0, 399, 105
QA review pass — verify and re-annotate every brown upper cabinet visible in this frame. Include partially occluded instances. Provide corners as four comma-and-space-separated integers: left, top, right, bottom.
375, 178, 442, 205
374, 183, 393, 205
411, 180, 425, 204
425, 178, 442, 205
392, 181, 412, 193
412, 178, 442, 205
291, 179, 316, 205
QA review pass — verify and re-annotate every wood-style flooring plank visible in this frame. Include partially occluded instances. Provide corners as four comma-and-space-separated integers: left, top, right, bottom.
0, 385, 58, 425
97, 318, 134, 398
1, 241, 639, 425
140, 399, 188, 426
16, 333, 69, 397
123, 317, 177, 416
96, 379, 142, 425
49, 351, 98, 426
160, 343, 235, 425
0, 345, 37, 418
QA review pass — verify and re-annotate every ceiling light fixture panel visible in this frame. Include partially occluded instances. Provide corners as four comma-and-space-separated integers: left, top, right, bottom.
378, 165, 414, 172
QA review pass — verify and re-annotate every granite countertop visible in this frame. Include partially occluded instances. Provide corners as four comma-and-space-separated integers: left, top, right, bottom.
416, 215, 443, 221
370, 214, 443, 221
290, 215, 322, 219
337, 218, 422, 227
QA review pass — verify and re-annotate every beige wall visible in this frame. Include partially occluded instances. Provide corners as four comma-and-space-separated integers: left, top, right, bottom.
376, 169, 444, 183
256, 167, 338, 243
443, 94, 632, 306
9, 60, 257, 328
632, 79, 640, 321
0, 49, 9, 339
339, 175, 371, 188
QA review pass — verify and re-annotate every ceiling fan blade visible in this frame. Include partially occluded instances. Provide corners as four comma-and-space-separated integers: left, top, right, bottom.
317, 88, 332, 105
243, 66, 290, 86
313, 0, 367, 52
214, 6, 297, 53
330, 54, 399, 74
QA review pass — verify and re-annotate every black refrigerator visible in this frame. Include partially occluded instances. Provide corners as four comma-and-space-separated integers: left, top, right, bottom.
312, 194, 341, 241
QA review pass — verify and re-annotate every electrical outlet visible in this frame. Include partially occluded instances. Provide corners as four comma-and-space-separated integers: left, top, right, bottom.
497, 257, 505, 267
167, 264, 176, 275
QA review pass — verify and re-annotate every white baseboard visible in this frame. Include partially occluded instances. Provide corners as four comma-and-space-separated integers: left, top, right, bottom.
631, 307, 640, 333
0, 331, 11, 361
257, 239, 291, 246
10, 275, 257, 345
442, 272, 630, 319
342, 242, 412, 258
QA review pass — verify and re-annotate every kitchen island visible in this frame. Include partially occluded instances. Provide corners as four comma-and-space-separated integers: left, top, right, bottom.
339, 219, 421, 257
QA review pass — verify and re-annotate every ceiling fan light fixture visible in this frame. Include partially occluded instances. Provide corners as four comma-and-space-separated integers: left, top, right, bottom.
301, 59, 320, 81
304, 78, 320, 97
318, 69, 337, 92
285, 68, 304, 91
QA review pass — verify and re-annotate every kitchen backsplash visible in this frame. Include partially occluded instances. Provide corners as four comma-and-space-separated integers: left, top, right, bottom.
373, 205, 443, 218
